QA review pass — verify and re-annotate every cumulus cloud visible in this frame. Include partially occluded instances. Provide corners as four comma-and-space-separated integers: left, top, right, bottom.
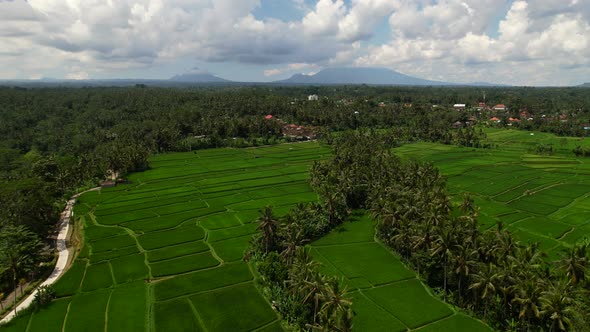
0, 0, 588, 85
357, 0, 590, 85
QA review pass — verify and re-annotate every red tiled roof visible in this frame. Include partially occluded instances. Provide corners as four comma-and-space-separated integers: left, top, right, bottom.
265, 115, 273, 119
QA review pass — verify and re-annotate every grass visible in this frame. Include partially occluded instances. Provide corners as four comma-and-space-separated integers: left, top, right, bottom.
146, 240, 210, 262
80, 262, 113, 292
89, 245, 139, 264
188, 283, 277, 331
154, 263, 253, 301
27, 298, 70, 332
363, 279, 454, 329
311, 216, 488, 330
63, 289, 110, 332
154, 299, 202, 332
414, 314, 492, 332
150, 252, 220, 277
349, 292, 407, 332
110, 254, 149, 283
394, 128, 590, 248
53, 260, 86, 297
137, 223, 205, 250
208, 235, 252, 262
106, 282, 147, 332
89, 234, 136, 253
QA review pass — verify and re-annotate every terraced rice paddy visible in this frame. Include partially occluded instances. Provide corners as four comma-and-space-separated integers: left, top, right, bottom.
311, 214, 491, 331
4, 128, 588, 332
395, 129, 590, 258
1, 142, 329, 332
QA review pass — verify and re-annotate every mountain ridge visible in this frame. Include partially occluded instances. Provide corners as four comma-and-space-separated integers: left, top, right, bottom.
274, 67, 451, 86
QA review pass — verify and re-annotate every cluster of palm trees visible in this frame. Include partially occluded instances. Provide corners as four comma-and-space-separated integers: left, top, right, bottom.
246, 205, 353, 331
315, 130, 589, 331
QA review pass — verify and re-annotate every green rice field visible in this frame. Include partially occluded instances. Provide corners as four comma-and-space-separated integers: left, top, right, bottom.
1, 142, 329, 332
395, 128, 590, 258
311, 214, 491, 331
4, 128, 590, 331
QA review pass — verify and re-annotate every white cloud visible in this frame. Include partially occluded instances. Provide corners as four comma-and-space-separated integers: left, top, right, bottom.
65, 71, 89, 80
263, 68, 283, 77
357, 0, 590, 85
263, 63, 320, 77
0, 0, 588, 85
302, 0, 346, 37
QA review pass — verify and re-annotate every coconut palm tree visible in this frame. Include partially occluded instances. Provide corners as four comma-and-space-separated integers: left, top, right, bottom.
431, 227, 456, 296
256, 206, 279, 254
453, 243, 478, 301
512, 278, 543, 328
539, 280, 576, 331
469, 262, 500, 318
280, 221, 307, 265
318, 277, 353, 332
0, 224, 42, 314
556, 244, 587, 285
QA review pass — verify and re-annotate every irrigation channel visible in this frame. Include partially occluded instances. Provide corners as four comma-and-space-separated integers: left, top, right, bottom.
0, 188, 99, 324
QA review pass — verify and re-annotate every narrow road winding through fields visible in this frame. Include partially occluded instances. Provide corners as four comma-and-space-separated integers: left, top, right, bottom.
0, 188, 99, 324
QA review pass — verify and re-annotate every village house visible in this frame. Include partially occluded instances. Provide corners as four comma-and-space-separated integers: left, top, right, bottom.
493, 104, 507, 111
282, 123, 317, 140
508, 117, 521, 124
453, 104, 466, 110
475, 102, 487, 111
308, 94, 319, 101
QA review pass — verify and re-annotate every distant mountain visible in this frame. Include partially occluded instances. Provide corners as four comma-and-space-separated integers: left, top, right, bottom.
466, 81, 509, 87
579, 82, 590, 87
275, 67, 451, 86
169, 69, 229, 83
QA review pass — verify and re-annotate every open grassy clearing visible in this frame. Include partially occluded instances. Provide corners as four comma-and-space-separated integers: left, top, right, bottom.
395, 128, 590, 256
311, 215, 491, 331
2, 142, 328, 332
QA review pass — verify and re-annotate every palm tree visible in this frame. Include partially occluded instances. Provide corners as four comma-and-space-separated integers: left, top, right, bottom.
453, 243, 478, 301
556, 244, 587, 285
280, 221, 307, 265
512, 279, 543, 328
256, 206, 279, 254
460, 193, 475, 214
469, 262, 499, 318
493, 228, 519, 265
301, 271, 326, 323
289, 247, 322, 297
0, 224, 42, 314
317, 277, 353, 332
539, 280, 576, 331
431, 227, 455, 296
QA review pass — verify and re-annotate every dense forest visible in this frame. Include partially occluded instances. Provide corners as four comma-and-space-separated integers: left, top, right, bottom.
0, 85, 589, 318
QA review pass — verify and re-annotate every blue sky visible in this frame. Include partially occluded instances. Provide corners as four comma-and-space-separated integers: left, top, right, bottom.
0, 0, 589, 85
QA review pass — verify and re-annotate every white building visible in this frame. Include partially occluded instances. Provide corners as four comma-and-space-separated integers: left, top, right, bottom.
453, 104, 466, 110
308, 94, 319, 101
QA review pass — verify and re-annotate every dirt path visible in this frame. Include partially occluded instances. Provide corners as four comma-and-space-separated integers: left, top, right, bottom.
0, 188, 99, 324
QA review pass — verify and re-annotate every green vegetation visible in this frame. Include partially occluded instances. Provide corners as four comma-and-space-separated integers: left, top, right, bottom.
2, 142, 328, 331
307, 130, 590, 331
311, 216, 490, 331
1, 85, 589, 330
